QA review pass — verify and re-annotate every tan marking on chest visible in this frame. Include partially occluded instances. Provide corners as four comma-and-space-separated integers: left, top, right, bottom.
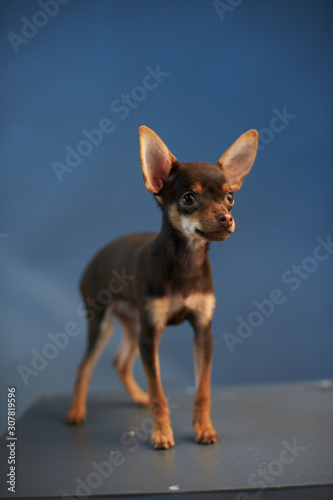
145, 292, 216, 331
184, 293, 216, 326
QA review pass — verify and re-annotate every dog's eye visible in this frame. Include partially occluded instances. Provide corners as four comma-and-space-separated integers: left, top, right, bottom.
182, 192, 196, 206
227, 192, 234, 204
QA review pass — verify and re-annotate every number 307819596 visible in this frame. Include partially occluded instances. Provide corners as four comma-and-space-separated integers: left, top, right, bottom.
8, 388, 16, 433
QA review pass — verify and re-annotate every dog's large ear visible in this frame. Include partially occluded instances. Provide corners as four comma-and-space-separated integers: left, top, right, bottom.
218, 130, 258, 191
139, 126, 177, 194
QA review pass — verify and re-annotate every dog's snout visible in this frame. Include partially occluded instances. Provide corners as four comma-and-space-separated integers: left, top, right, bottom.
216, 213, 233, 229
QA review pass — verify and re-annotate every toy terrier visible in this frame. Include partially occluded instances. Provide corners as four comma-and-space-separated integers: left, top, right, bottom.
66, 126, 258, 449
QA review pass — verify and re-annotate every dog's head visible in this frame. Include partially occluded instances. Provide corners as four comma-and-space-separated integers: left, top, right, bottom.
139, 126, 258, 242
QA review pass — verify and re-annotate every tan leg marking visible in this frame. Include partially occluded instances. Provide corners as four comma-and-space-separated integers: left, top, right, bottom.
141, 297, 175, 448
66, 309, 113, 424
190, 293, 218, 444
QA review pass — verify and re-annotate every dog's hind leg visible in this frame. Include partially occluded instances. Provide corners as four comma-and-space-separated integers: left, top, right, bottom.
113, 302, 149, 406
66, 307, 113, 424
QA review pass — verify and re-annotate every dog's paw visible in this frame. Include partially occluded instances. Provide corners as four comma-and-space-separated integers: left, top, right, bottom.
194, 424, 218, 444
65, 406, 86, 425
151, 427, 175, 449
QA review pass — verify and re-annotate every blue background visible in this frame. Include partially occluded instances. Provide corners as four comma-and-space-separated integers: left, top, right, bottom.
1, 0, 333, 433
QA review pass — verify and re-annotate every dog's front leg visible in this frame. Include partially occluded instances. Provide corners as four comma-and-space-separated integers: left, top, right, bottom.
192, 323, 218, 444
139, 323, 174, 449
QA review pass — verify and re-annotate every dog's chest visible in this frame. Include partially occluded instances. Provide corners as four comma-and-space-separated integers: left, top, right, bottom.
145, 292, 216, 329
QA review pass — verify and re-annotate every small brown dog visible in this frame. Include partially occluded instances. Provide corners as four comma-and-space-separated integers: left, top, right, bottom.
66, 126, 258, 449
